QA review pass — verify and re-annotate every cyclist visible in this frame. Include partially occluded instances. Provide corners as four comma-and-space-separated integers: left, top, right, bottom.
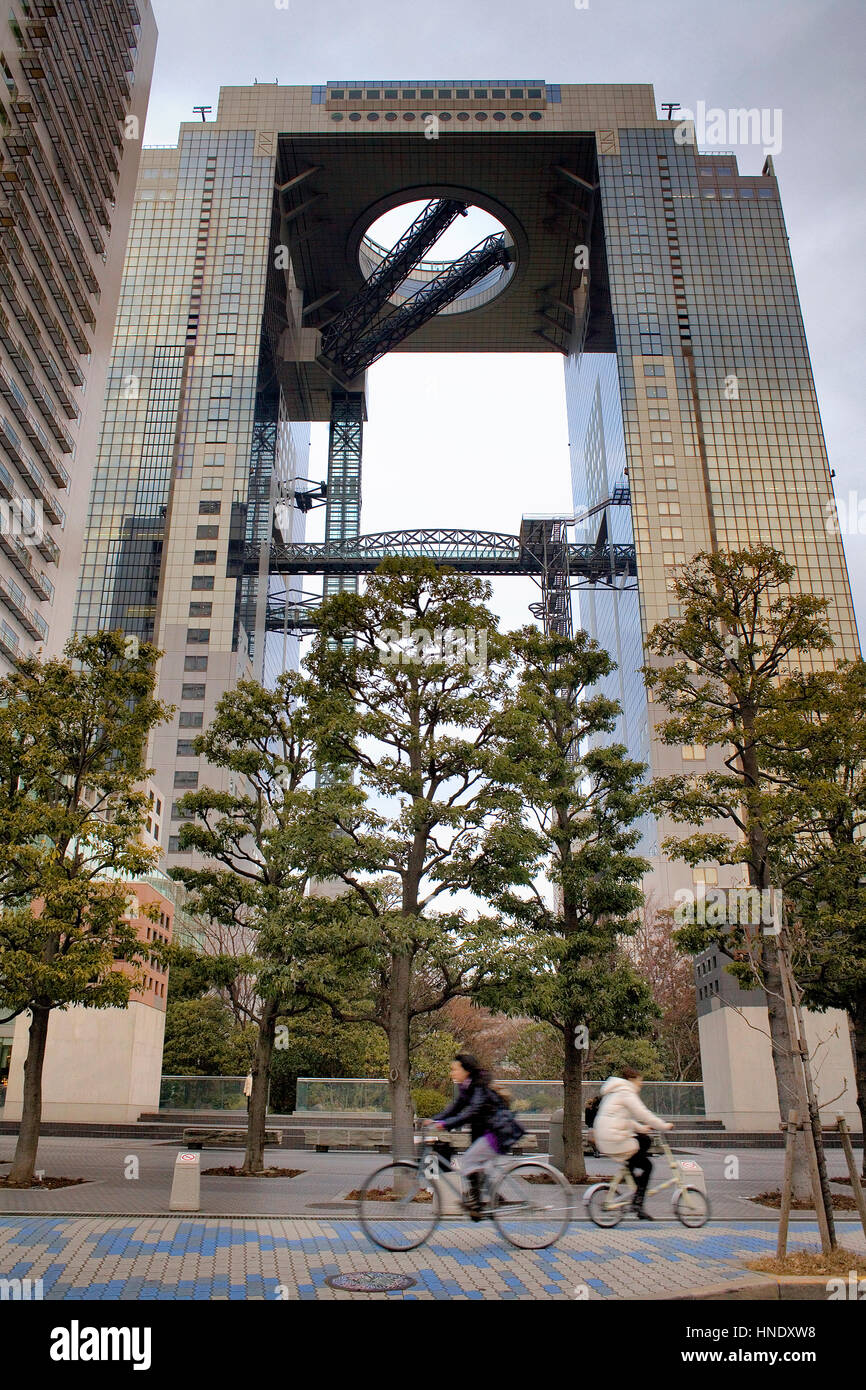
424, 1053, 523, 1220
593, 1067, 673, 1220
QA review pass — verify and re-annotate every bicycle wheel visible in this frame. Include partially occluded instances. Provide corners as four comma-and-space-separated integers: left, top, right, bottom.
490, 1160, 572, 1250
674, 1185, 710, 1228
586, 1182, 627, 1229
358, 1161, 442, 1251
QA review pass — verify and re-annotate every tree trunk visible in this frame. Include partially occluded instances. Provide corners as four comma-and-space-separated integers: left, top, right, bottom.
562, 1019, 586, 1182
8, 1005, 50, 1186
388, 951, 414, 1161
760, 937, 811, 1201
851, 999, 866, 1179
242, 1001, 277, 1175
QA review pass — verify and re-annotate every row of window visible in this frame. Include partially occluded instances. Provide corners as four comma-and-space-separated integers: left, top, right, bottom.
330, 111, 544, 123
327, 86, 544, 100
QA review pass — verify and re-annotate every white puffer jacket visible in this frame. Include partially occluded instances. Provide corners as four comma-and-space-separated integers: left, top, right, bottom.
592, 1076, 670, 1160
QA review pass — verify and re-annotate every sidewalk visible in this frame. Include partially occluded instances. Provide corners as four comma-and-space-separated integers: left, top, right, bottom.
2, 1135, 863, 1221
1, 1215, 862, 1300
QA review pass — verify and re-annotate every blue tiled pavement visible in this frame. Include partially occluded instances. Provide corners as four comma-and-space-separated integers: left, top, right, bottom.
1, 1217, 862, 1299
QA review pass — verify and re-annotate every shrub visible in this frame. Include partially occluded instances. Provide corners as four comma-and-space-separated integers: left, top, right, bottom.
412, 1087, 448, 1118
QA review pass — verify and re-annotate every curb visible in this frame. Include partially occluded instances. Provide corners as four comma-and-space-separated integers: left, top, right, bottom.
640, 1274, 840, 1302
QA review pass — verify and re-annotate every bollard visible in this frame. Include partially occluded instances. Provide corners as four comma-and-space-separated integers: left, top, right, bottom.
169, 1150, 201, 1211
437, 1170, 464, 1216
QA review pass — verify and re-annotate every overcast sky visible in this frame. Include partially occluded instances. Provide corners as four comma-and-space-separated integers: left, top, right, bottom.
146, 0, 866, 639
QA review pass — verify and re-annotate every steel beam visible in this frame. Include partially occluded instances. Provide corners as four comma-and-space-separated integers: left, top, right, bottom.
331, 233, 513, 381
323, 391, 364, 600
251, 529, 636, 584
320, 197, 468, 365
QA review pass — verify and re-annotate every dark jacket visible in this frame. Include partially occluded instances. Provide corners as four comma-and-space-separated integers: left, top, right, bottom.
433, 1080, 500, 1144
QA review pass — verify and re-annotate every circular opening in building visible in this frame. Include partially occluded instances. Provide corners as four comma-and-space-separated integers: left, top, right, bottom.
359, 199, 515, 316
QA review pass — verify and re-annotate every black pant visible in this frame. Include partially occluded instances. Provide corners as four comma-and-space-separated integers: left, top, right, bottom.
627, 1134, 652, 1195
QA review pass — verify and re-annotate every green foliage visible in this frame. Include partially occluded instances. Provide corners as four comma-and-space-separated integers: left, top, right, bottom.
643, 546, 832, 888
268, 1012, 387, 1113
161, 997, 254, 1075
504, 1021, 563, 1080
304, 563, 533, 1149
589, 1035, 664, 1080
411, 1087, 449, 1118
169, 672, 376, 1035
0, 631, 172, 1019
481, 626, 655, 1040
410, 1027, 458, 1090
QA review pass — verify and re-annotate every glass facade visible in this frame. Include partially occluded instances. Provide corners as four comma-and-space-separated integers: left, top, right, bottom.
0, 2, 156, 668
568, 127, 859, 896
75, 126, 310, 861
566, 352, 655, 857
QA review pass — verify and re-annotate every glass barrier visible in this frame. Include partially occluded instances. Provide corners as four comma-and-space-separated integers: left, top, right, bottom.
295, 1078, 390, 1113
158, 1076, 248, 1111
292, 1077, 705, 1116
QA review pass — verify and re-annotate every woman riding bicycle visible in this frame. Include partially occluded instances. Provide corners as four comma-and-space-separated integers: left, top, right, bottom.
593, 1067, 673, 1220
424, 1053, 523, 1220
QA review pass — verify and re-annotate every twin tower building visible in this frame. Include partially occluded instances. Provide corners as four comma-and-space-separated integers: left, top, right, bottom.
0, 34, 859, 1128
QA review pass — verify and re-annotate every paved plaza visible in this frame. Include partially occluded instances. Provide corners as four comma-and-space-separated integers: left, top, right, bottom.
1, 1134, 863, 1221
1, 1135, 864, 1300
2, 1214, 863, 1301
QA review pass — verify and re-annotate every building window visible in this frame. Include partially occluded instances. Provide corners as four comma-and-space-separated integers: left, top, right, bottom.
191, 575, 214, 590
194, 550, 217, 563
171, 801, 194, 820
196, 525, 219, 540
186, 629, 210, 644
174, 771, 198, 788
184, 656, 208, 672
643, 363, 666, 376
182, 684, 206, 699
682, 744, 706, 761
168, 836, 189, 853
189, 603, 212, 617
179, 711, 204, 729
177, 740, 198, 756
646, 386, 668, 398
199, 501, 221, 515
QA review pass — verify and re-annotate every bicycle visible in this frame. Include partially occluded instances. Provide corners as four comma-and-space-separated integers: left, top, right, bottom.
584, 1130, 710, 1228
358, 1125, 573, 1251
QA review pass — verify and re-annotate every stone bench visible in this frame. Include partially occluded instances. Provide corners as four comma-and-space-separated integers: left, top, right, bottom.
305, 1128, 390, 1152
302, 1127, 539, 1154
445, 1130, 539, 1155
182, 1127, 282, 1149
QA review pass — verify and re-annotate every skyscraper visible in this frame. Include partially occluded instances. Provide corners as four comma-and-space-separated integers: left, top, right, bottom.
0, 1, 156, 667
76, 82, 860, 1122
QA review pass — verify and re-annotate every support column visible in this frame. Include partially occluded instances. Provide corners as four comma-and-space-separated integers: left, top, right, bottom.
324, 391, 364, 600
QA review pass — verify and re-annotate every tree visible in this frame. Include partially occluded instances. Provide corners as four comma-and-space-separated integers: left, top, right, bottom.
435, 996, 524, 1077
504, 1020, 564, 1080
161, 996, 253, 1075
268, 1010, 387, 1114
764, 660, 866, 1171
171, 672, 373, 1173
483, 627, 656, 1181
305, 561, 526, 1158
0, 632, 171, 1184
643, 545, 835, 1208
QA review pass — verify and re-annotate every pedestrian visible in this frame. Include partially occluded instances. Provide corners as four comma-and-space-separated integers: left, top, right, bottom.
593, 1067, 673, 1219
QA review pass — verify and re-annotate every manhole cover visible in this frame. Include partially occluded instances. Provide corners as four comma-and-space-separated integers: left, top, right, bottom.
325, 1272, 417, 1292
